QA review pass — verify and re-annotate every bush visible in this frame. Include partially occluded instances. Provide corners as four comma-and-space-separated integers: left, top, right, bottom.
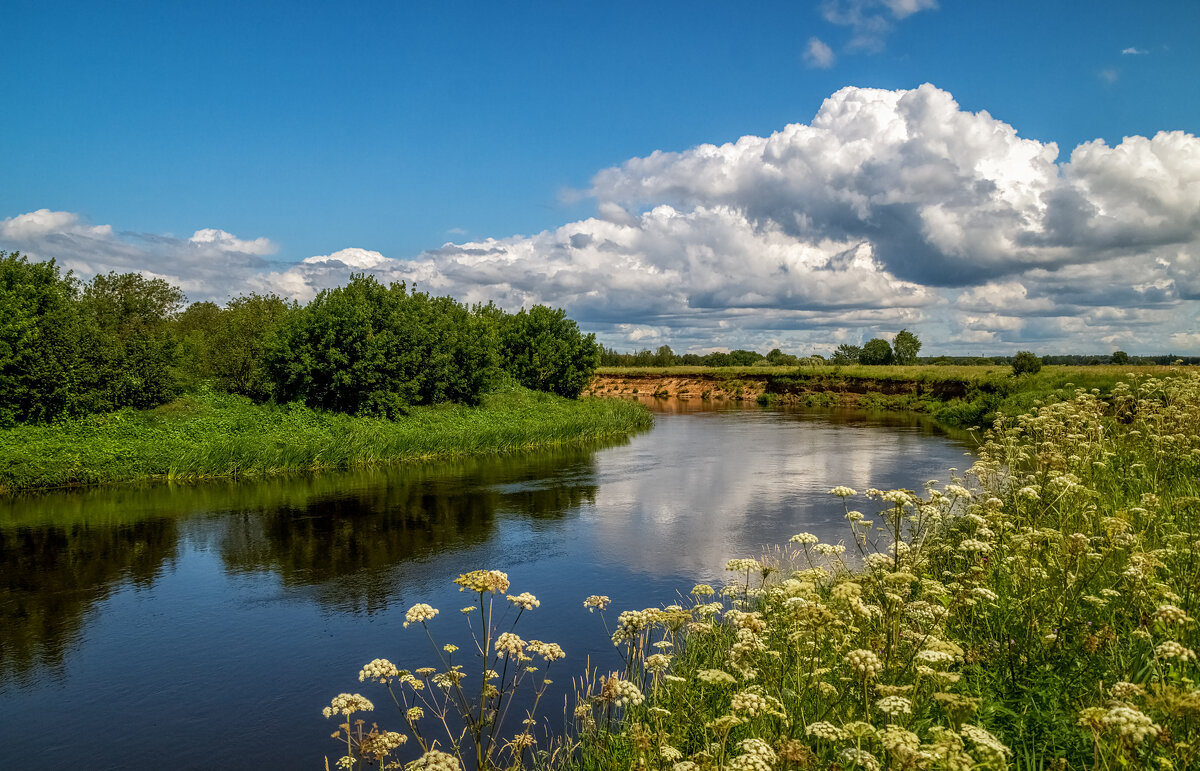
1012, 350, 1042, 375
498, 305, 600, 398
267, 275, 498, 416
0, 252, 80, 425
74, 271, 184, 413
859, 337, 894, 365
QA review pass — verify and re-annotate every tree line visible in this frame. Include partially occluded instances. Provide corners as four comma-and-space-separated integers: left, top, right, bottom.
602, 330, 924, 368
0, 252, 600, 427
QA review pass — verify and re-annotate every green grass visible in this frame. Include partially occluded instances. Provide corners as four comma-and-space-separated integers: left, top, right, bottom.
0, 385, 652, 493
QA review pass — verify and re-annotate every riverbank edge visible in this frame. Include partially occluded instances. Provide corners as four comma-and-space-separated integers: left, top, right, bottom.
0, 386, 654, 494
588, 364, 1180, 427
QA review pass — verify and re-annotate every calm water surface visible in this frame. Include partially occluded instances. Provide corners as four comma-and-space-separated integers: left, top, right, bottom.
0, 400, 975, 769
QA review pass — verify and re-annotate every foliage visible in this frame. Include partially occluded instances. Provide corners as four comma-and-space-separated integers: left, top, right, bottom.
1011, 350, 1042, 376
209, 293, 296, 400
1111, 350, 1129, 365
333, 371, 1198, 771
0, 385, 652, 492
892, 328, 922, 365
73, 271, 185, 414
267, 274, 499, 416
498, 305, 600, 398
831, 344, 862, 365
859, 337, 895, 365
0, 252, 80, 426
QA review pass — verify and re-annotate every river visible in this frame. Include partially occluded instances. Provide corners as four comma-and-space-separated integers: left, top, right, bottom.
0, 399, 975, 769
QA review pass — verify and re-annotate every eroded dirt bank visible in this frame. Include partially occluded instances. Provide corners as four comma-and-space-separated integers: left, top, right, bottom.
587, 372, 971, 404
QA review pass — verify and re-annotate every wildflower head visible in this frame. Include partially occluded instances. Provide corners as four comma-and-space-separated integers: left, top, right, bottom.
454, 570, 510, 594
507, 592, 540, 610
829, 486, 858, 498
358, 658, 400, 683
583, 595, 611, 612
404, 603, 439, 628
845, 649, 882, 679
322, 693, 374, 719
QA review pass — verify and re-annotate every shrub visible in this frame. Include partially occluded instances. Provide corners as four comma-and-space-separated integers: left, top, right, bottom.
1012, 350, 1042, 375
0, 252, 80, 425
498, 305, 600, 398
267, 274, 498, 416
859, 337, 894, 365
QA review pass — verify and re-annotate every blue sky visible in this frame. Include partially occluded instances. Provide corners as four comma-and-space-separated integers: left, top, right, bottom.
3, 1, 1199, 354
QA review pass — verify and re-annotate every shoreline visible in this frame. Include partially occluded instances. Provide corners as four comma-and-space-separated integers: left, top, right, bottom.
0, 386, 653, 495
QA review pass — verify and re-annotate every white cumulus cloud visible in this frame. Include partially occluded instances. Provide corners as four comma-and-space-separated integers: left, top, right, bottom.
5, 84, 1200, 354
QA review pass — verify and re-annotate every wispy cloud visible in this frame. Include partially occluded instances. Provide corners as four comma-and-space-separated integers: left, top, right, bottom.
820, 0, 938, 52
1122, 47, 1148, 55
803, 37, 836, 69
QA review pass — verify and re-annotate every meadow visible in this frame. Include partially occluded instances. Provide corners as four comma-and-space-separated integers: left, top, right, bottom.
326, 370, 1200, 770
0, 383, 652, 493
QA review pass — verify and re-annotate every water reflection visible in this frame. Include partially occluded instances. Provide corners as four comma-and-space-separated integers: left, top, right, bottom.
219, 450, 600, 614
0, 444, 607, 681
0, 519, 178, 685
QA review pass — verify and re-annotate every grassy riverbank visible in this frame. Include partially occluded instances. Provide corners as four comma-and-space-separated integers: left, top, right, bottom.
328, 371, 1200, 770
593, 364, 1186, 428
0, 385, 652, 493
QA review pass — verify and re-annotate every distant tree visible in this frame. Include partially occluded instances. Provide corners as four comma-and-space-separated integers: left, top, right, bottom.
765, 348, 799, 366
859, 338, 894, 366
0, 252, 80, 425
728, 349, 765, 366
1111, 350, 1129, 365
653, 345, 676, 367
75, 271, 185, 413
892, 329, 922, 365
701, 351, 733, 367
831, 344, 862, 365
499, 305, 601, 398
1012, 350, 1042, 376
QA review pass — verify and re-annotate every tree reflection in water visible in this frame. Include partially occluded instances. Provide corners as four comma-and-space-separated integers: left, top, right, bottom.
0, 442, 608, 681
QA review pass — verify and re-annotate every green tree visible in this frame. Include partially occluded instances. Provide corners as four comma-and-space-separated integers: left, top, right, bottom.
499, 305, 600, 398
211, 293, 296, 400
0, 252, 80, 425
1012, 350, 1042, 375
652, 345, 676, 368
74, 272, 184, 413
892, 329, 922, 365
267, 275, 498, 416
859, 338, 894, 365
831, 344, 861, 365
1111, 350, 1129, 365
174, 301, 222, 388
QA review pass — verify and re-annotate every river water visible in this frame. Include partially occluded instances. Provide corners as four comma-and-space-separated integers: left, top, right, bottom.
0, 400, 974, 769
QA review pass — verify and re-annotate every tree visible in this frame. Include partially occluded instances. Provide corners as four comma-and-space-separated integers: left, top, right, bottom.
859, 338, 894, 366
652, 345, 676, 368
831, 344, 862, 365
211, 293, 296, 400
268, 275, 499, 416
892, 329, 922, 365
499, 305, 600, 398
0, 252, 80, 425
1012, 350, 1042, 375
75, 271, 185, 413
1111, 350, 1129, 365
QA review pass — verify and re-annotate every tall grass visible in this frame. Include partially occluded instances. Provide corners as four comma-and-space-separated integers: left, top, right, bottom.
0, 384, 652, 493
331, 370, 1200, 770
